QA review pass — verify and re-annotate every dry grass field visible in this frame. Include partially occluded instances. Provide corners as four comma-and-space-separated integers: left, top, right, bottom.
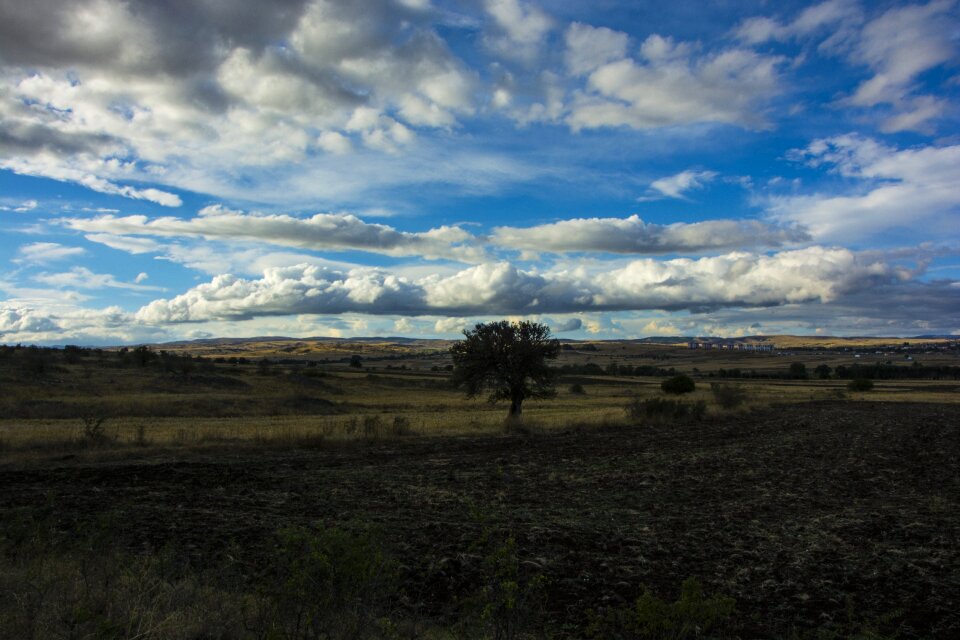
1, 338, 958, 638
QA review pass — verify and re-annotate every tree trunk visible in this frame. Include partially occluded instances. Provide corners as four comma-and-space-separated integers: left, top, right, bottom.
508, 395, 523, 419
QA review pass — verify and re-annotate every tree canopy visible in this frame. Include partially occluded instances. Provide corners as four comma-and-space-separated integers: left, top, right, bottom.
449, 320, 560, 419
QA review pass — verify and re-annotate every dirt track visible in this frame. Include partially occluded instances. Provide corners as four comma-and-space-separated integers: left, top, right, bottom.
2, 401, 958, 637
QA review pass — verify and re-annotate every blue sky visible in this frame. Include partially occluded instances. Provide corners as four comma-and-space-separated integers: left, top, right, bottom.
1, 0, 958, 344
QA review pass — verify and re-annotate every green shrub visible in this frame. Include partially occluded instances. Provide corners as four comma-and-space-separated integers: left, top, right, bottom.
710, 383, 747, 409
661, 374, 695, 395
260, 523, 399, 639
458, 529, 547, 640
847, 378, 874, 392
587, 577, 735, 639
568, 383, 586, 394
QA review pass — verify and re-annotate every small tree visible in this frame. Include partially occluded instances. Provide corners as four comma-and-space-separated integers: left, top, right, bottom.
450, 320, 560, 419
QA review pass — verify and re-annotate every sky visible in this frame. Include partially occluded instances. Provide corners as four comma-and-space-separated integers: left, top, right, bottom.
0, 0, 958, 345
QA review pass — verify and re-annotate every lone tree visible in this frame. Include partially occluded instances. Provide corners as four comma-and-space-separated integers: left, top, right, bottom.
450, 320, 560, 419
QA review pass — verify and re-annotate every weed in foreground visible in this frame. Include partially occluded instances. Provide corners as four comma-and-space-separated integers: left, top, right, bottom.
586, 577, 736, 639
455, 527, 548, 640
251, 522, 400, 640
710, 383, 747, 410
625, 397, 707, 423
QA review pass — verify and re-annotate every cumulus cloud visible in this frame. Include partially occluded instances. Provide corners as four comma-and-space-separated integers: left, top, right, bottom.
0, 301, 167, 344
0, 305, 60, 335
434, 317, 468, 334
58, 206, 485, 262
567, 34, 783, 131
133, 247, 907, 323
492, 215, 809, 254
770, 135, 960, 242
0, 0, 478, 205
483, 0, 554, 64
12, 242, 85, 265
564, 22, 629, 76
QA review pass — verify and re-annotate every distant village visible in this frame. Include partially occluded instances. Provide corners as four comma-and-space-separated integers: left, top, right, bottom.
687, 341, 774, 352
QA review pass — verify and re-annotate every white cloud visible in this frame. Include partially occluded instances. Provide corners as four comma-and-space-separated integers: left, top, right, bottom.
567, 35, 783, 131
434, 316, 468, 334
646, 170, 719, 200
33, 266, 164, 291
316, 131, 353, 155
734, 0, 956, 133
770, 135, 960, 242
483, 0, 553, 64
0, 305, 60, 335
564, 22, 629, 76
133, 247, 908, 323
12, 242, 85, 265
58, 207, 485, 262
0, 300, 164, 344
492, 215, 809, 254
84, 233, 161, 254
393, 317, 416, 334
734, 0, 861, 44
844, 0, 957, 132
0, 198, 38, 213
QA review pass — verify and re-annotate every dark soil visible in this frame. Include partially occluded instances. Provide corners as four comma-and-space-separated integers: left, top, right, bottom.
2, 401, 958, 638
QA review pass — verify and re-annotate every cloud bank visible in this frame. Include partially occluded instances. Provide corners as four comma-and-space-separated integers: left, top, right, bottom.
493, 215, 809, 254
58, 206, 484, 262
134, 247, 906, 323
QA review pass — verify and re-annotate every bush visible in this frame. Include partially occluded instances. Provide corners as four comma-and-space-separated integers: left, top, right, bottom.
568, 383, 586, 394
847, 378, 874, 392
789, 362, 809, 379
80, 415, 112, 444
710, 383, 747, 409
661, 374, 695, 395
362, 415, 382, 439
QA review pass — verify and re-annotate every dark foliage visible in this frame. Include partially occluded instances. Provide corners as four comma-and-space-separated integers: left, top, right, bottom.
661, 374, 696, 395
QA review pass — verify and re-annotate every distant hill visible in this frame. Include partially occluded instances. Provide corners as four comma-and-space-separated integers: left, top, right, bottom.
139, 334, 956, 358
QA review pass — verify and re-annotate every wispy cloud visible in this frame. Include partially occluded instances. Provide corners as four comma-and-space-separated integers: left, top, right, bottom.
12, 242, 85, 265
640, 170, 719, 201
